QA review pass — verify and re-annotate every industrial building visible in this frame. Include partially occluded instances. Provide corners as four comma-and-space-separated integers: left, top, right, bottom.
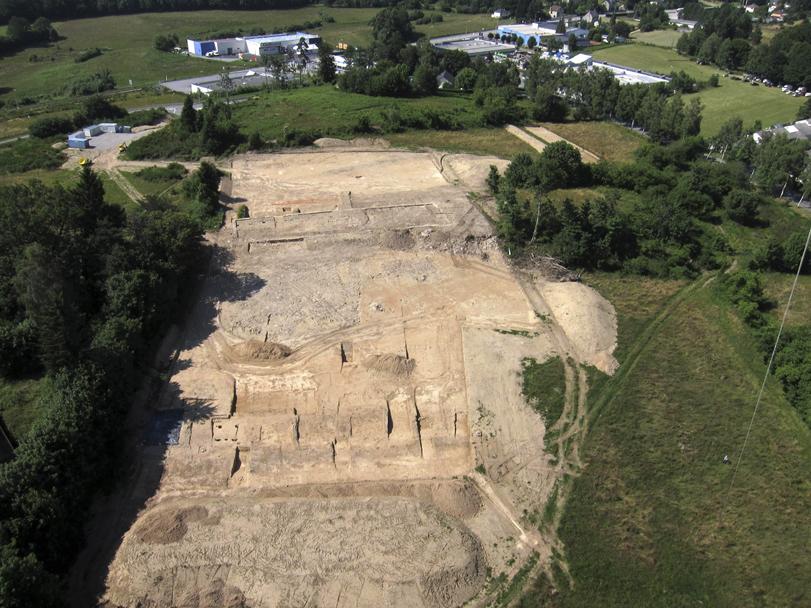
753, 118, 811, 144
497, 22, 589, 47
430, 32, 516, 57
591, 60, 670, 85
187, 32, 321, 59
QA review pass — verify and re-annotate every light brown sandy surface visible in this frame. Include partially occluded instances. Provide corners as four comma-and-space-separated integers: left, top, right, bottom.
92, 147, 617, 608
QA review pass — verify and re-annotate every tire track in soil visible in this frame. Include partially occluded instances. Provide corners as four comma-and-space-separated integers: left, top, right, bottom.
107, 167, 144, 205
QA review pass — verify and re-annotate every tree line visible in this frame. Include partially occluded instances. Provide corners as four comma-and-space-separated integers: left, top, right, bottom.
0, 161, 225, 604
490, 137, 748, 277
677, 7, 811, 86
0, 0, 312, 23
720, 266, 811, 428
0, 15, 57, 55
524, 57, 703, 144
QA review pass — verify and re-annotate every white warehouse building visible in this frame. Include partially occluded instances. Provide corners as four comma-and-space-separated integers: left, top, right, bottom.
187, 32, 321, 58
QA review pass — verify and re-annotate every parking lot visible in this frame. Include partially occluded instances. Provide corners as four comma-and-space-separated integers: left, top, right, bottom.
86, 131, 143, 151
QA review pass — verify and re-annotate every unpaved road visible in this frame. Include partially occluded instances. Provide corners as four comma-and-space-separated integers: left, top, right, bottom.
505, 124, 600, 163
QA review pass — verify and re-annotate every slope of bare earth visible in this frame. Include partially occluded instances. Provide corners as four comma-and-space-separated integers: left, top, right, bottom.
88, 147, 617, 608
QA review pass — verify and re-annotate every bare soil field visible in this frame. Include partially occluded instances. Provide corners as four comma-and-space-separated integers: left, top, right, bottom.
88, 143, 617, 607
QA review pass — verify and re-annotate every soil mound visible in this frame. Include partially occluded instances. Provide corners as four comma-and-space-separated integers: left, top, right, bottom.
177, 578, 247, 608
540, 280, 619, 374
134, 505, 209, 545
382, 229, 416, 251
232, 340, 291, 361
314, 137, 390, 149
430, 479, 482, 519
363, 354, 415, 376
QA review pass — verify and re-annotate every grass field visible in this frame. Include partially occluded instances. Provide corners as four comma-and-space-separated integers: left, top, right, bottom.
0, 8, 500, 103
228, 86, 539, 158
539, 121, 645, 162
539, 272, 811, 607
233, 86, 482, 140
99, 173, 139, 211
630, 29, 682, 48
592, 45, 803, 134
386, 127, 536, 158
0, 90, 183, 140
521, 356, 566, 426
0, 377, 50, 441
0, 167, 141, 212
763, 274, 811, 327
0, 167, 77, 188
121, 170, 182, 198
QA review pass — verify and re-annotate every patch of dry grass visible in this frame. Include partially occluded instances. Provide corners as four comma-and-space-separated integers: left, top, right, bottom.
540, 121, 645, 163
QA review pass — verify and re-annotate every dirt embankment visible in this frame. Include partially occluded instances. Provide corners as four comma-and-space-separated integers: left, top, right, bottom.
541, 280, 618, 374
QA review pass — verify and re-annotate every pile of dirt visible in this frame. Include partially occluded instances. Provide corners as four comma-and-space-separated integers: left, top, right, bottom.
176, 579, 247, 608
134, 505, 211, 545
381, 229, 416, 251
429, 479, 482, 519
416, 231, 500, 259
314, 137, 390, 149
363, 353, 416, 376
540, 280, 619, 374
231, 339, 292, 361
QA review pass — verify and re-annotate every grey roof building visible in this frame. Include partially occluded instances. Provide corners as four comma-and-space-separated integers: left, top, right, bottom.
754, 119, 811, 143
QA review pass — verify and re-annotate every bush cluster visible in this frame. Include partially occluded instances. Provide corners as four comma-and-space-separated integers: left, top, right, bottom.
494, 137, 753, 278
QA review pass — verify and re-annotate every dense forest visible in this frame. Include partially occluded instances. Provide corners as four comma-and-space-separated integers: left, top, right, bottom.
0, 0, 314, 22
0, 162, 225, 605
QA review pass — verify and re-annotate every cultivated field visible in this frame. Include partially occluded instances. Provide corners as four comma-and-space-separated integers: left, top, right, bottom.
592, 45, 804, 134
74, 142, 619, 607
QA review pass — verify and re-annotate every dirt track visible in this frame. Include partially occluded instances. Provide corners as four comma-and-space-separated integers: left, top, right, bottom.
505, 125, 600, 163
83, 142, 617, 608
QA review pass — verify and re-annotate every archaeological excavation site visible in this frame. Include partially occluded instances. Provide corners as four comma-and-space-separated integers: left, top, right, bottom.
94, 142, 618, 608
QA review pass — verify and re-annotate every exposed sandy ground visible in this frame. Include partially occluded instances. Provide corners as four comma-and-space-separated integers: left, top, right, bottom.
541, 281, 618, 374
89, 146, 617, 608
505, 125, 548, 154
